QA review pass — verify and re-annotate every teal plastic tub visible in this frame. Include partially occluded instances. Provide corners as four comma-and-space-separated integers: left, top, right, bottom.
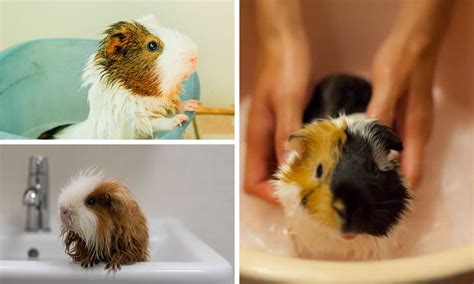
0, 39, 200, 139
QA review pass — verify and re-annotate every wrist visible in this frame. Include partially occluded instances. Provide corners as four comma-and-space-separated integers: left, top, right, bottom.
259, 29, 308, 52
389, 0, 454, 57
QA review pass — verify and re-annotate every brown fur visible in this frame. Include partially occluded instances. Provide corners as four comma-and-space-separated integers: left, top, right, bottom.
60, 179, 149, 271
96, 21, 167, 99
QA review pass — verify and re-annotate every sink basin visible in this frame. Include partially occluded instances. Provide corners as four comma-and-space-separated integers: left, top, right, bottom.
0, 219, 232, 284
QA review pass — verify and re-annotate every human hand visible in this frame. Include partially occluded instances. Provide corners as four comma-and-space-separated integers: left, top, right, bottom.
244, 33, 311, 203
367, 35, 440, 187
367, 0, 454, 187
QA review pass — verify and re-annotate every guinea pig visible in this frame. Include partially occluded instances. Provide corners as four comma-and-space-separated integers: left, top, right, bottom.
39, 15, 199, 139
274, 74, 412, 260
58, 168, 149, 271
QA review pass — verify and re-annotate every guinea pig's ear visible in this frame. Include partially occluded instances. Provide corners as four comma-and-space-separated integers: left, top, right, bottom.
104, 181, 130, 212
387, 149, 400, 164
371, 122, 403, 169
105, 30, 133, 61
371, 123, 403, 152
287, 131, 307, 155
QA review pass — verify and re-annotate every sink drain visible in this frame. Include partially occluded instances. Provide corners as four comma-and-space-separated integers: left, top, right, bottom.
27, 248, 39, 259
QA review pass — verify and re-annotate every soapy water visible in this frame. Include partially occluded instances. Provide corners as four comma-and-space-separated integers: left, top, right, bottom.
240, 89, 474, 259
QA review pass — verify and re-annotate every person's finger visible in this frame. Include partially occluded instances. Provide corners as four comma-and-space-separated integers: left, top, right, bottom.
400, 111, 430, 188
244, 97, 278, 203
399, 59, 434, 188
274, 99, 303, 165
367, 47, 412, 126
252, 181, 280, 204
367, 70, 405, 126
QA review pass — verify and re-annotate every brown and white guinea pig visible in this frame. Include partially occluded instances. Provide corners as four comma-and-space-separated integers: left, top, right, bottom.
39, 15, 199, 139
274, 74, 412, 260
58, 168, 149, 271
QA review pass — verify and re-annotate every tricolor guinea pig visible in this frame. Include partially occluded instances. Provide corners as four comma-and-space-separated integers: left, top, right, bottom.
274, 74, 412, 260
39, 15, 199, 139
58, 169, 149, 271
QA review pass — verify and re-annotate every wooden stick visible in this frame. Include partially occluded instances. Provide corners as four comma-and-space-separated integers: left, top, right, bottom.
195, 107, 234, 116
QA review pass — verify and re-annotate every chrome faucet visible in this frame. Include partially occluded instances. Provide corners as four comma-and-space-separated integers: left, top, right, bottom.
22, 155, 50, 232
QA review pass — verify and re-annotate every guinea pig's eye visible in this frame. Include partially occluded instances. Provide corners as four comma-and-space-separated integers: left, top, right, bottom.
86, 198, 96, 206
147, 41, 160, 52
315, 163, 323, 179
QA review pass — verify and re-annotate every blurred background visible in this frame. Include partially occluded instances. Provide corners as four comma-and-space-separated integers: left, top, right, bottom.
0, 0, 235, 139
240, 0, 473, 106
0, 145, 234, 265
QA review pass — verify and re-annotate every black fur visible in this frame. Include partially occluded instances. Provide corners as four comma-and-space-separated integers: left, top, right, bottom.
304, 74, 410, 236
303, 74, 372, 123
365, 122, 403, 152
37, 124, 72, 139
330, 124, 411, 236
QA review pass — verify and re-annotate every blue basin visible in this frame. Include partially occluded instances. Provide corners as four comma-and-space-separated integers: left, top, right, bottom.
0, 39, 200, 139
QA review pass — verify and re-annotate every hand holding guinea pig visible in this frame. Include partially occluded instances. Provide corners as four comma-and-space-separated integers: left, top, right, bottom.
58, 168, 148, 271
39, 15, 199, 139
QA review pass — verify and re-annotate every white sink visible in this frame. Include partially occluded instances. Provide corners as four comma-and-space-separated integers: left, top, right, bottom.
0, 219, 232, 284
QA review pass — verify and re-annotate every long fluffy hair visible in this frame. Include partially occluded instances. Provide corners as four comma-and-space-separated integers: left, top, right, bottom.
59, 169, 149, 271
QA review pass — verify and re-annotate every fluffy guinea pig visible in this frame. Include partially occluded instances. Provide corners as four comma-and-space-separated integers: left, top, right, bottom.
39, 15, 200, 139
274, 74, 412, 260
58, 169, 149, 271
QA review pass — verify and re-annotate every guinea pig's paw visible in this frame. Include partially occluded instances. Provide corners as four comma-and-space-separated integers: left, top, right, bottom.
81, 259, 99, 269
183, 99, 201, 112
105, 262, 121, 272
172, 114, 189, 127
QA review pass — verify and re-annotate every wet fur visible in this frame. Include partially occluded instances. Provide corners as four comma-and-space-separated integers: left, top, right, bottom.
59, 172, 149, 271
39, 15, 198, 139
96, 21, 166, 99
275, 74, 412, 260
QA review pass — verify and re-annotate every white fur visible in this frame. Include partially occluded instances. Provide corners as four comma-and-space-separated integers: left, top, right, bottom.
137, 15, 198, 98
57, 15, 198, 139
57, 68, 173, 139
58, 168, 104, 246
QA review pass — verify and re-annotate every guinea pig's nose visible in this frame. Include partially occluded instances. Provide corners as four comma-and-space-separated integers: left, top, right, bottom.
189, 55, 198, 64
61, 206, 69, 215
60, 207, 71, 225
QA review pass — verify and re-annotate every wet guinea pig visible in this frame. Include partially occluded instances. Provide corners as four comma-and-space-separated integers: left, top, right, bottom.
58, 169, 148, 271
39, 15, 199, 139
274, 74, 412, 260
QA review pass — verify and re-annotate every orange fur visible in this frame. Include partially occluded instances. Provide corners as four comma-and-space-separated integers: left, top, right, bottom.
280, 120, 348, 230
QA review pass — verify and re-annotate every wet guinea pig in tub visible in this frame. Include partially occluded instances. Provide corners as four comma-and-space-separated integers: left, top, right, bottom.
39, 15, 200, 139
274, 74, 412, 260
